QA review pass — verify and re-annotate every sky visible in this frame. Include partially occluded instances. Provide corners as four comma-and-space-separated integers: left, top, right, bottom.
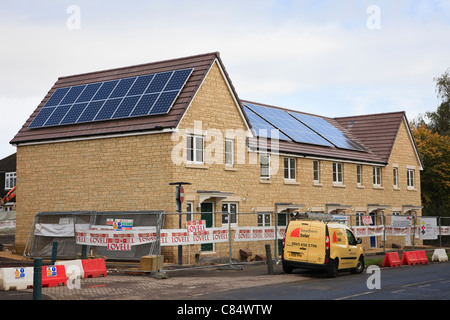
1, 0, 449, 159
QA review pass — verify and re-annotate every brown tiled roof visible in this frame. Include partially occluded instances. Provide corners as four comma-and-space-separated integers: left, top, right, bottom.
11, 52, 229, 145
334, 112, 406, 163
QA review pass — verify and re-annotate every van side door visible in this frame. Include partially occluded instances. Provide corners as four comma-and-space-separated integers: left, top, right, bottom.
344, 229, 359, 267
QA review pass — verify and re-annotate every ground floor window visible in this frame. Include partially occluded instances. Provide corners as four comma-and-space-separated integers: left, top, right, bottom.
257, 212, 271, 226
221, 202, 237, 225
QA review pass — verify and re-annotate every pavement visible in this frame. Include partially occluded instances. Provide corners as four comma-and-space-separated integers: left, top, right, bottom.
0, 251, 307, 300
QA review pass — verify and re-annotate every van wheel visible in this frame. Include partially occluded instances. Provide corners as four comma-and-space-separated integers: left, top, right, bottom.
282, 261, 293, 274
327, 258, 338, 278
351, 256, 365, 274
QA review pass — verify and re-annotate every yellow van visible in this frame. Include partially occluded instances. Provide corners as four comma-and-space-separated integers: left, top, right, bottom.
282, 218, 364, 277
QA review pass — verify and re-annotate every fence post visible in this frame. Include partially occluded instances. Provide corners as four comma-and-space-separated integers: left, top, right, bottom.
382, 214, 386, 254
265, 244, 274, 275
33, 258, 42, 300
51, 241, 58, 265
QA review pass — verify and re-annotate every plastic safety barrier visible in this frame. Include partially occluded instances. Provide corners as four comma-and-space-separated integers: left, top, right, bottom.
415, 251, 429, 264
382, 252, 401, 267
0, 267, 34, 291
81, 259, 107, 278
401, 251, 419, 265
42, 265, 67, 287
432, 249, 448, 262
56, 259, 85, 279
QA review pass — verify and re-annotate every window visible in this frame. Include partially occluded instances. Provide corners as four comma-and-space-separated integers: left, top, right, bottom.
257, 212, 271, 226
187, 135, 204, 164
393, 167, 398, 188
407, 169, 415, 188
346, 229, 357, 246
333, 162, 343, 184
222, 203, 237, 225
5, 172, 16, 190
186, 202, 193, 221
260, 154, 270, 179
225, 138, 234, 167
355, 212, 365, 226
313, 160, 320, 182
356, 165, 362, 185
373, 166, 381, 186
284, 157, 296, 180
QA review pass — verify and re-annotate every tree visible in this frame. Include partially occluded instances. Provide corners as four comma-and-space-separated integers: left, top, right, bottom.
411, 124, 450, 216
434, 68, 450, 103
410, 68, 450, 216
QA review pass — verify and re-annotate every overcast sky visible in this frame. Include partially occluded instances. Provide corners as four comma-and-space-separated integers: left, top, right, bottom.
1, 0, 449, 159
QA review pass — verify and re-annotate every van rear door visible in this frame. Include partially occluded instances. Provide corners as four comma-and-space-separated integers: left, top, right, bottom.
306, 222, 325, 264
284, 221, 311, 262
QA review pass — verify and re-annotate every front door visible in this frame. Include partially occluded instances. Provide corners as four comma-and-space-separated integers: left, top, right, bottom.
201, 202, 214, 252
370, 211, 377, 248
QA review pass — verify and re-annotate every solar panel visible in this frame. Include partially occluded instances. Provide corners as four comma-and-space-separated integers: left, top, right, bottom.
289, 112, 367, 151
244, 103, 334, 147
28, 68, 193, 129
243, 106, 291, 141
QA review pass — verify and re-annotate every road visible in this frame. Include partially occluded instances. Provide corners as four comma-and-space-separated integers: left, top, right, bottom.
196, 263, 450, 300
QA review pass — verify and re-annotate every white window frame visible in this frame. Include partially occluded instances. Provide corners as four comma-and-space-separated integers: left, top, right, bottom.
5, 172, 16, 190
221, 202, 238, 225
225, 138, 234, 167
260, 154, 270, 179
257, 212, 272, 227
373, 166, 381, 186
393, 167, 398, 188
186, 201, 194, 221
313, 160, 320, 183
333, 162, 343, 184
356, 165, 362, 185
407, 169, 415, 188
187, 134, 204, 164
284, 157, 296, 181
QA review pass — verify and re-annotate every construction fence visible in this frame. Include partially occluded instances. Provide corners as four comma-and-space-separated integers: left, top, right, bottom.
22, 211, 450, 272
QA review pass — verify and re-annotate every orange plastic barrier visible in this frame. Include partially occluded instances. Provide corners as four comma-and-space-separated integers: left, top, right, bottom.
81, 259, 107, 278
42, 265, 67, 287
415, 251, 429, 264
401, 251, 419, 265
382, 252, 402, 267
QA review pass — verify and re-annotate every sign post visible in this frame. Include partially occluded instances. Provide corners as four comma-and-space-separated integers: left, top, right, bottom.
169, 182, 191, 266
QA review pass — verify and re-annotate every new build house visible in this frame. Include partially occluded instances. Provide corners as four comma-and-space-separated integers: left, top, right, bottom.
11, 52, 423, 262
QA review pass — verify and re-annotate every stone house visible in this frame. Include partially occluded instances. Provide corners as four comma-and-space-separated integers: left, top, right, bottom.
10, 52, 423, 262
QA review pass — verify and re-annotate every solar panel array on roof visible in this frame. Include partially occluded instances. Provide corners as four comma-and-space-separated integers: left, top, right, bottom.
243, 101, 367, 152
243, 106, 291, 141
289, 111, 367, 152
244, 102, 334, 147
28, 68, 193, 128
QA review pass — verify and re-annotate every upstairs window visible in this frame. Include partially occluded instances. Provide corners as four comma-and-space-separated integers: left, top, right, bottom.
225, 138, 234, 167
313, 160, 320, 183
260, 154, 270, 179
393, 167, 398, 188
187, 135, 204, 164
5, 172, 16, 190
373, 166, 381, 186
284, 157, 296, 180
356, 165, 362, 185
333, 162, 343, 184
407, 169, 415, 188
